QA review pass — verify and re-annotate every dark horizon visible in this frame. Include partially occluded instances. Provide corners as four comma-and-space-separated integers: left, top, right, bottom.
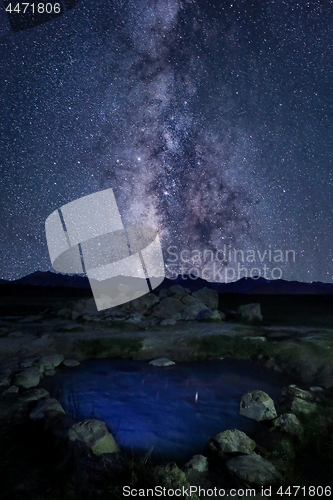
3, 269, 333, 296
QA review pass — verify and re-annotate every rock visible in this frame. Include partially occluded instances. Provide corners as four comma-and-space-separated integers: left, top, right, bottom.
208, 429, 256, 455
149, 358, 175, 367
130, 293, 159, 313
18, 311, 46, 323
62, 324, 81, 331
158, 289, 168, 300
71, 311, 82, 321
44, 369, 56, 377
73, 299, 87, 314
81, 298, 98, 315
20, 360, 34, 368
31, 334, 50, 348
160, 318, 177, 326
272, 413, 303, 437
0, 372, 11, 389
8, 331, 24, 338
183, 454, 209, 473
30, 398, 65, 420
68, 419, 119, 455
195, 309, 212, 321
63, 359, 80, 367
127, 313, 144, 323
39, 354, 64, 368
181, 302, 208, 320
196, 309, 224, 321
237, 303, 263, 323
13, 367, 41, 389
98, 293, 130, 311
172, 312, 182, 321
168, 285, 188, 299
180, 295, 199, 306
153, 297, 185, 319
210, 309, 225, 320
2, 385, 19, 395
281, 384, 314, 402
105, 308, 129, 320
226, 454, 283, 486
21, 388, 50, 401
240, 391, 277, 421
154, 463, 199, 500
289, 397, 317, 415
57, 308, 72, 318
310, 386, 324, 392
192, 287, 219, 310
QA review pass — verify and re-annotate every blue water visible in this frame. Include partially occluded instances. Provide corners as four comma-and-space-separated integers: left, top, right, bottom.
42, 358, 287, 461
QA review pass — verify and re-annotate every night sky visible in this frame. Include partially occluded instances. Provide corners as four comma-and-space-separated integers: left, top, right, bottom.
1, 0, 333, 283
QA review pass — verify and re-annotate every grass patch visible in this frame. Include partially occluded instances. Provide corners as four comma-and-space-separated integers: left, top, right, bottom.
189, 333, 332, 377
189, 334, 270, 360
102, 320, 145, 332
75, 337, 143, 358
297, 399, 333, 460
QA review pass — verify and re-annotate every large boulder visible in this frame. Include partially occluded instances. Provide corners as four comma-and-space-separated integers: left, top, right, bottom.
181, 302, 208, 320
38, 354, 64, 371
208, 429, 256, 455
281, 384, 314, 402
13, 367, 41, 389
192, 287, 219, 310
226, 454, 283, 486
152, 297, 185, 319
21, 388, 50, 402
181, 295, 200, 307
68, 419, 119, 456
289, 397, 317, 415
271, 413, 304, 438
159, 289, 168, 300
30, 398, 65, 420
240, 391, 277, 421
237, 303, 263, 323
168, 285, 189, 299
129, 293, 159, 314
80, 298, 98, 315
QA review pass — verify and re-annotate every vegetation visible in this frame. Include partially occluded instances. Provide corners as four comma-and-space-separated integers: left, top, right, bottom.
75, 337, 143, 358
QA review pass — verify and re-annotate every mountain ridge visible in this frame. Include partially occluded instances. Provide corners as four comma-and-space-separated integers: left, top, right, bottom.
1, 271, 333, 295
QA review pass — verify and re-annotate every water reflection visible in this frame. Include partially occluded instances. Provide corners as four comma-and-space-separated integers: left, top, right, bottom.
42, 358, 287, 461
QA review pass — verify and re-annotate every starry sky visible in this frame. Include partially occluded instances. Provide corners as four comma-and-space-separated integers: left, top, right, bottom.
0, 0, 333, 283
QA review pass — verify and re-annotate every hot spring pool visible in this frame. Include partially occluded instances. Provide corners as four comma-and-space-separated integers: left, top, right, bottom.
42, 358, 287, 461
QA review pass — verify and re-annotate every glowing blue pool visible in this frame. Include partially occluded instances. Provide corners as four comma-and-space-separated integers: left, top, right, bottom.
42, 358, 286, 461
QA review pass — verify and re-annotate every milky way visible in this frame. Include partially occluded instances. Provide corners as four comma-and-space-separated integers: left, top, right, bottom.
0, 0, 333, 282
